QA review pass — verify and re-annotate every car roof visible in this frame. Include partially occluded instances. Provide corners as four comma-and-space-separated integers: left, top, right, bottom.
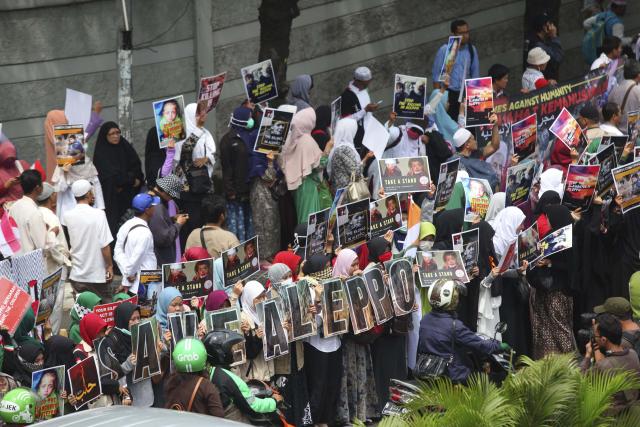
35, 406, 250, 426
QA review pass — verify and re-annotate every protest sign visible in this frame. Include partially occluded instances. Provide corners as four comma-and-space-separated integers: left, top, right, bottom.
131, 317, 161, 383
284, 280, 317, 341
362, 117, 389, 160
54, 124, 85, 167
321, 278, 350, 337
32, 365, 65, 420
0, 278, 31, 334
241, 59, 278, 103
505, 160, 536, 207
168, 311, 198, 345
64, 88, 92, 131
152, 95, 186, 149
416, 250, 469, 287
205, 305, 246, 366
222, 237, 260, 288
384, 258, 417, 316
36, 268, 62, 325
93, 295, 138, 327
12, 249, 46, 297
197, 72, 226, 112
256, 299, 289, 361
628, 110, 639, 143
462, 177, 493, 222
511, 113, 537, 160
451, 228, 479, 276
434, 158, 460, 213
344, 276, 376, 334
139, 270, 162, 302
518, 223, 541, 266
254, 108, 294, 154
465, 77, 493, 127
592, 144, 617, 197
67, 356, 101, 409
549, 107, 586, 151
562, 164, 600, 211
327, 187, 347, 232
336, 198, 370, 249
537, 224, 573, 261
497, 240, 518, 273
330, 96, 341, 135
635, 147, 640, 162
363, 267, 394, 325
392, 74, 427, 119
162, 258, 214, 299
438, 36, 462, 82
378, 157, 431, 194
306, 208, 330, 259
612, 160, 640, 214
476, 72, 609, 163
602, 135, 629, 161
94, 336, 124, 380
370, 195, 402, 238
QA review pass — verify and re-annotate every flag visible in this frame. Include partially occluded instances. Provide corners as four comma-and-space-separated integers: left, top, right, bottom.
31, 160, 46, 182
0, 211, 21, 257
402, 196, 422, 254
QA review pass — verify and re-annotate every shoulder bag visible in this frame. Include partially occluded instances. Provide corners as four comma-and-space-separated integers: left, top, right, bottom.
186, 133, 212, 194
345, 171, 370, 202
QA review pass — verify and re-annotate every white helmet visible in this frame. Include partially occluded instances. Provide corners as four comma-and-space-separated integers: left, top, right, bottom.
427, 279, 460, 311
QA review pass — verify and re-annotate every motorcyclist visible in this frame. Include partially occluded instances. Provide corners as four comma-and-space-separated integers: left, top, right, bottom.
417, 278, 510, 384
202, 330, 282, 423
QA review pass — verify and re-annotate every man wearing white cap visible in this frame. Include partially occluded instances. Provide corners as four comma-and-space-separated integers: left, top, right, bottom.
340, 66, 379, 156
450, 112, 501, 189
63, 179, 114, 301
522, 47, 554, 92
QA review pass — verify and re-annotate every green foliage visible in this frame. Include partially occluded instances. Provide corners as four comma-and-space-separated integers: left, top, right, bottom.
381, 354, 640, 427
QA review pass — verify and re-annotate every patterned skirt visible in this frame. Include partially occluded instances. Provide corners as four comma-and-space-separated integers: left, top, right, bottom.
530, 287, 577, 360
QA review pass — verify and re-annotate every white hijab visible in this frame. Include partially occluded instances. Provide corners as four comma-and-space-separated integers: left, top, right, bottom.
485, 192, 506, 227
240, 280, 265, 326
327, 118, 360, 177
539, 168, 564, 198
174, 103, 216, 176
492, 206, 526, 258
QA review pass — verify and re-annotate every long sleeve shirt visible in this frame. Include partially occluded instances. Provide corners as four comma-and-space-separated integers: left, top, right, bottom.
9, 196, 47, 255
432, 42, 480, 91
114, 217, 157, 293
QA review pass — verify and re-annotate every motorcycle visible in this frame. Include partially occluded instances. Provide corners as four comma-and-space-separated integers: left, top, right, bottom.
245, 379, 293, 427
381, 322, 514, 416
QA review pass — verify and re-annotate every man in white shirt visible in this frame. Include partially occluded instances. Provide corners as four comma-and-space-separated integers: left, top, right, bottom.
9, 170, 46, 255
600, 102, 625, 136
114, 193, 158, 294
591, 36, 623, 70
37, 182, 70, 333
63, 179, 114, 302
340, 66, 379, 156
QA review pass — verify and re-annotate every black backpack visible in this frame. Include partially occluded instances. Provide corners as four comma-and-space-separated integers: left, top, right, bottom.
622, 329, 640, 360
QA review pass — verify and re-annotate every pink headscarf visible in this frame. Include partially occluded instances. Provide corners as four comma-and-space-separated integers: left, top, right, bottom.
332, 248, 358, 277
205, 290, 229, 311
279, 107, 322, 191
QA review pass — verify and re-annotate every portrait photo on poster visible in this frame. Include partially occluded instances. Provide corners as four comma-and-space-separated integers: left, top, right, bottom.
152, 95, 186, 149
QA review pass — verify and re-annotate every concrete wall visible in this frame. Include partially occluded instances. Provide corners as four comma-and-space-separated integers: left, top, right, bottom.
1, 0, 639, 165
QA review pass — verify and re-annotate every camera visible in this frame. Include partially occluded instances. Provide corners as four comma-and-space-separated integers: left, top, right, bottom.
576, 312, 597, 355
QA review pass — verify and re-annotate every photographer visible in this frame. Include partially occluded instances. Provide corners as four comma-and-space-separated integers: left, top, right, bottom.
580, 313, 640, 415
594, 297, 640, 356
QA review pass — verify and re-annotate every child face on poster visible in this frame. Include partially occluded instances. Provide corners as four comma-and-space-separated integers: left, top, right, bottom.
443, 253, 459, 269
195, 262, 210, 279
386, 197, 399, 215
162, 101, 178, 123
409, 159, 425, 175
37, 372, 57, 399
245, 242, 256, 260
469, 180, 486, 198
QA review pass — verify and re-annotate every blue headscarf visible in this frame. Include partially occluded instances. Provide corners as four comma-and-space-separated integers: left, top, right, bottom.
231, 106, 263, 181
155, 287, 182, 330
213, 257, 225, 291
430, 89, 458, 144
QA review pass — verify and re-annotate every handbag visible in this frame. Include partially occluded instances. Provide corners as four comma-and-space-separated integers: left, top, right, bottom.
414, 319, 456, 379
269, 176, 288, 201
345, 171, 370, 202
186, 134, 212, 194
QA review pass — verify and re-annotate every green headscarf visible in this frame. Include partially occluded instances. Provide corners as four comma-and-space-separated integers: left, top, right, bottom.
13, 308, 42, 349
112, 293, 131, 302
69, 292, 102, 344
629, 272, 640, 321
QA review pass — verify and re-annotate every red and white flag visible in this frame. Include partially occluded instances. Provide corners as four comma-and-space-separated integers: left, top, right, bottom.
0, 211, 21, 257
402, 195, 422, 254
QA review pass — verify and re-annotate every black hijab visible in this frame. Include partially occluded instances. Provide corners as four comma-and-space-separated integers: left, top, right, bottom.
367, 236, 390, 263
534, 190, 562, 216
144, 126, 165, 188
44, 335, 76, 371
111, 302, 139, 360
302, 254, 330, 275
311, 105, 331, 151
433, 208, 464, 250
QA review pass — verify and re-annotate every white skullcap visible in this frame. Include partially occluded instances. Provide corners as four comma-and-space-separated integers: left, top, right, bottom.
354, 66, 372, 81
71, 179, 92, 198
37, 182, 56, 201
452, 128, 473, 148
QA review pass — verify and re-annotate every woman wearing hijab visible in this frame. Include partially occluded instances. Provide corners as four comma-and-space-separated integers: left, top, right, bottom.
287, 75, 313, 112
171, 102, 216, 247
432, 208, 464, 250
103, 302, 154, 407
281, 107, 331, 223
1, 310, 43, 387
68, 291, 102, 344
144, 126, 165, 189
239, 281, 274, 382
93, 122, 144, 238
0, 141, 29, 213
311, 105, 332, 152
491, 207, 530, 355
485, 192, 506, 227
273, 251, 302, 282
528, 190, 577, 359
609, 195, 640, 301
220, 105, 255, 242
44, 336, 76, 408
328, 118, 367, 191
333, 249, 378, 425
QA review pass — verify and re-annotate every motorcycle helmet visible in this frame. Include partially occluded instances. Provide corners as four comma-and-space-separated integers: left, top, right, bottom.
0, 388, 37, 425
172, 338, 207, 373
203, 330, 245, 366
427, 279, 460, 311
